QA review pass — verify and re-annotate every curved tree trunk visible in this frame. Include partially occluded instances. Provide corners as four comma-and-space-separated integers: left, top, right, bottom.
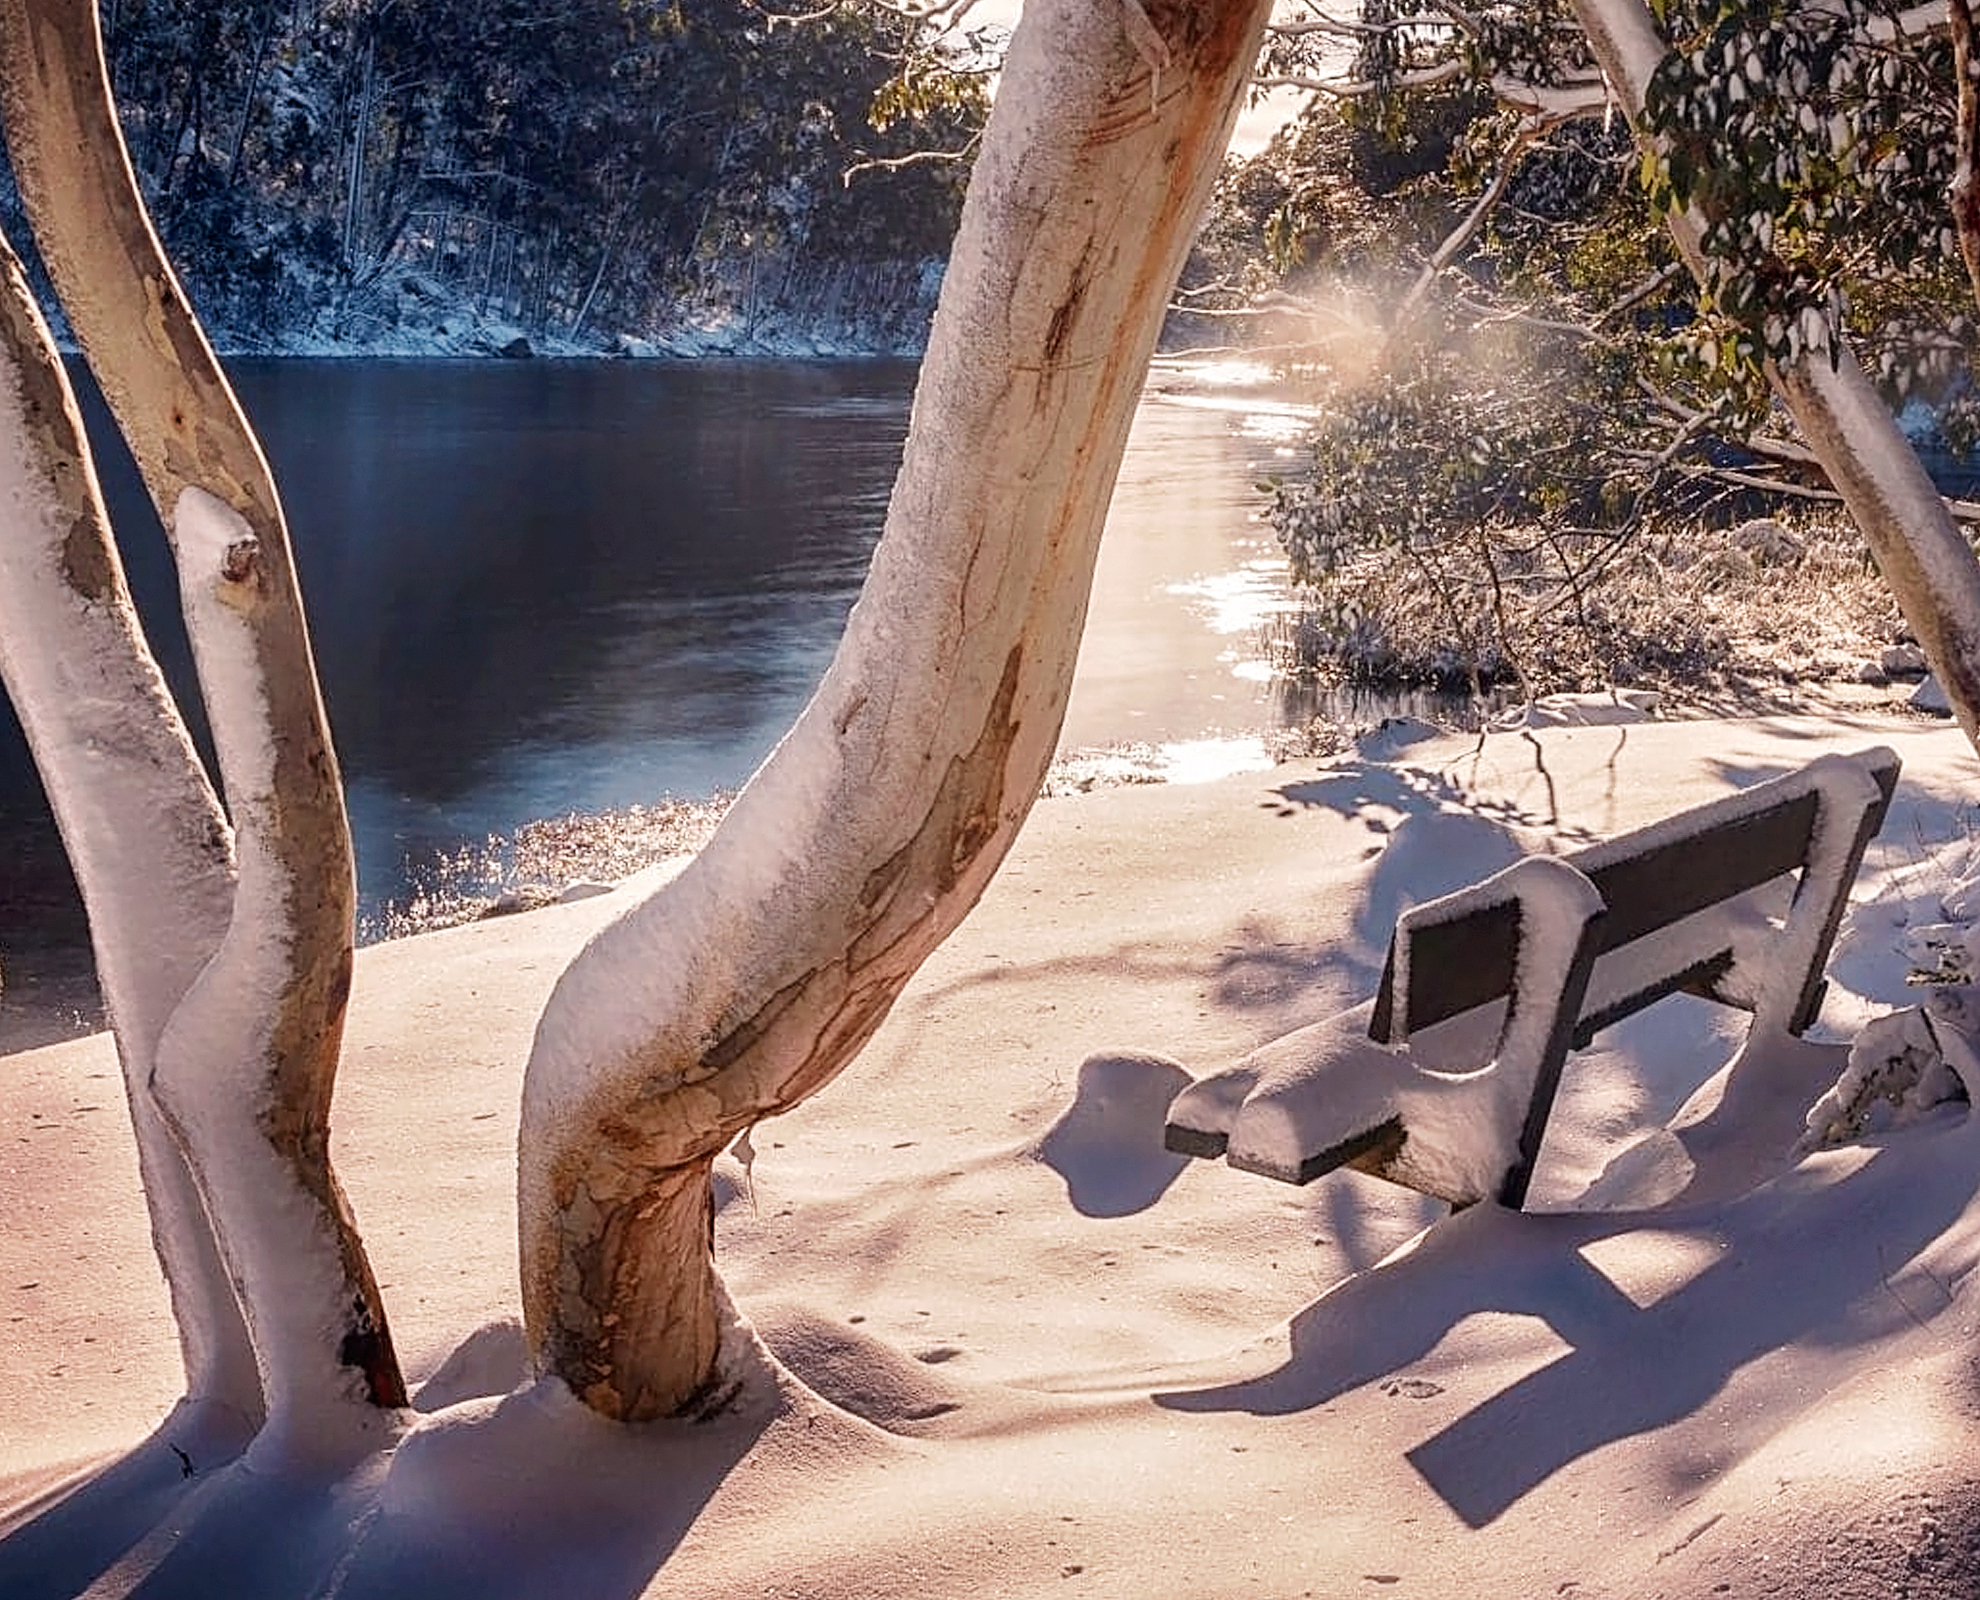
0, 229, 262, 1445
1571, 0, 1980, 756
518, 0, 1274, 1421
1952, 0, 1980, 313
0, 0, 404, 1456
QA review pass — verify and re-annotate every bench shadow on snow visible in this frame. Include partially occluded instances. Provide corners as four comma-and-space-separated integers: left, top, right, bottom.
1032, 1050, 1198, 1216
1156, 1094, 1978, 1529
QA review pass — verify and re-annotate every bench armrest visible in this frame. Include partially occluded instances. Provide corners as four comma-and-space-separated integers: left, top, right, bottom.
1169, 858, 1607, 1208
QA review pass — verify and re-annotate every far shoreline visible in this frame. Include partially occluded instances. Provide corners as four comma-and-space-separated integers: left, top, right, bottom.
1, 687, 1947, 1060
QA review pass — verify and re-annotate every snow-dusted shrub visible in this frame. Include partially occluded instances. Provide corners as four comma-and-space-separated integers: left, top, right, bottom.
1268, 505, 1899, 697
1798, 1003, 1970, 1153
1729, 518, 1805, 565
1801, 837, 1980, 1153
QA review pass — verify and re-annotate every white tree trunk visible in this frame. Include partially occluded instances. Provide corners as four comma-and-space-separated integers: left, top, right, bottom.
0, 0, 405, 1457
0, 233, 262, 1446
1571, 0, 1980, 755
518, 0, 1274, 1421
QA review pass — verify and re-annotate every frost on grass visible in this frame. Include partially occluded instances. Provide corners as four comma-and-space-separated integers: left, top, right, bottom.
366, 797, 732, 942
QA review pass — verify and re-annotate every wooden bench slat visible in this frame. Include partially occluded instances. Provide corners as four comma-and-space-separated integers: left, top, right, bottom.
1574, 791, 1817, 951
1369, 903, 1519, 1044
1372, 752, 1898, 1045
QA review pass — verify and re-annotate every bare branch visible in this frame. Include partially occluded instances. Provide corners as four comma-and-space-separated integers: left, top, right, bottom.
844, 132, 982, 182
1398, 112, 1572, 324
1256, 59, 1467, 98
1594, 261, 1685, 327
1491, 70, 1611, 119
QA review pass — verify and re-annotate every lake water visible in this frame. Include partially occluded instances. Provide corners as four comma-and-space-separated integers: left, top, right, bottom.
0, 358, 1410, 1045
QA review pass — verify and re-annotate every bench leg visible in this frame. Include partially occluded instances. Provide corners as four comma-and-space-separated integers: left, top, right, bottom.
1498, 905, 1606, 1209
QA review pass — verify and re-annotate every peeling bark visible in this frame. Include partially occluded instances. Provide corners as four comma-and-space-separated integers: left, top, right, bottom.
0, 224, 261, 1428
1571, 0, 1980, 757
519, 0, 1275, 1419
0, 0, 404, 1438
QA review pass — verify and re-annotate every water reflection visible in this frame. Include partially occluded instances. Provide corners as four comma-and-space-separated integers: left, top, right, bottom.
235, 360, 911, 859
0, 357, 1435, 1047
1065, 394, 1299, 749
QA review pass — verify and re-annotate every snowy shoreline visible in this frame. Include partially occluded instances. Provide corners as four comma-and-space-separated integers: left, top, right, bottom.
0, 687, 1946, 1060
7, 709, 1980, 1598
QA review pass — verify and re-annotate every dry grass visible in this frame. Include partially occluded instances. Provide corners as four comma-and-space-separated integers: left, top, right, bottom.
362, 795, 732, 943
1269, 512, 1909, 706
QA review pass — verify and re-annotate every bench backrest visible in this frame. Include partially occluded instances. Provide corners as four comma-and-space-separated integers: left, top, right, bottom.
1367, 747, 1901, 1048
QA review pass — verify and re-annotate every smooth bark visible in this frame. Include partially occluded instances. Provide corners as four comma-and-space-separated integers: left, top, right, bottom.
518, 0, 1274, 1420
1571, 0, 1980, 756
0, 228, 261, 1436
0, 0, 404, 1448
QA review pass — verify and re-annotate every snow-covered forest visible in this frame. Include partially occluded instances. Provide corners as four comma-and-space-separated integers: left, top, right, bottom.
25, 0, 984, 354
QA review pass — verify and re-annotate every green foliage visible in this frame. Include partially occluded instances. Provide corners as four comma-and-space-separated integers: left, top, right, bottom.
1640, 0, 1974, 412
1187, 92, 1482, 300
868, 49, 989, 134
1242, 0, 1980, 690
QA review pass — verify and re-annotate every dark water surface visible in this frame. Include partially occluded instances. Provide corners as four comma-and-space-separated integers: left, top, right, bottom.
243, 359, 916, 883
0, 358, 1377, 1043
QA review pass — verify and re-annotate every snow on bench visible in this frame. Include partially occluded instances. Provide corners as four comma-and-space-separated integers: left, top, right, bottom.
1163, 748, 1902, 1210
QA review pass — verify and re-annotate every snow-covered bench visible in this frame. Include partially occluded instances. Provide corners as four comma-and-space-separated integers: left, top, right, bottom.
1163, 747, 1902, 1210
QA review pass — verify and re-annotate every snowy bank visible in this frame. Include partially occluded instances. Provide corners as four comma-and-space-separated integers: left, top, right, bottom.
4, 710, 1980, 1598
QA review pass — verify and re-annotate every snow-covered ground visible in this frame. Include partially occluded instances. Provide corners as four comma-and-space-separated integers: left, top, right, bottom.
5, 708, 1980, 1597
204, 259, 948, 363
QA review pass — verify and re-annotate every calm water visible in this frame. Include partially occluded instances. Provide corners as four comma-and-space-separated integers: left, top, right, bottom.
0, 358, 1381, 1042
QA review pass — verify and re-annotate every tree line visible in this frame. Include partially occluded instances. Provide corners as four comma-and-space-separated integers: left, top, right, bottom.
74, 0, 983, 349
1190, 0, 1980, 702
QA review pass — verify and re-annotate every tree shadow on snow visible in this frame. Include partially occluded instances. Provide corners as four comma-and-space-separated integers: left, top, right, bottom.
320, 1380, 773, 1600
0, 1369, 772, 1600
0, 1400, 259, 1600
1265, 759, 1579, 964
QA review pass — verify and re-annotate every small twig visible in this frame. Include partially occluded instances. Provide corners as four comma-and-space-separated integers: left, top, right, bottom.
1879, 1243, 1936, 1332
843, 134, 982, 184
1520, 729, 1559, 826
